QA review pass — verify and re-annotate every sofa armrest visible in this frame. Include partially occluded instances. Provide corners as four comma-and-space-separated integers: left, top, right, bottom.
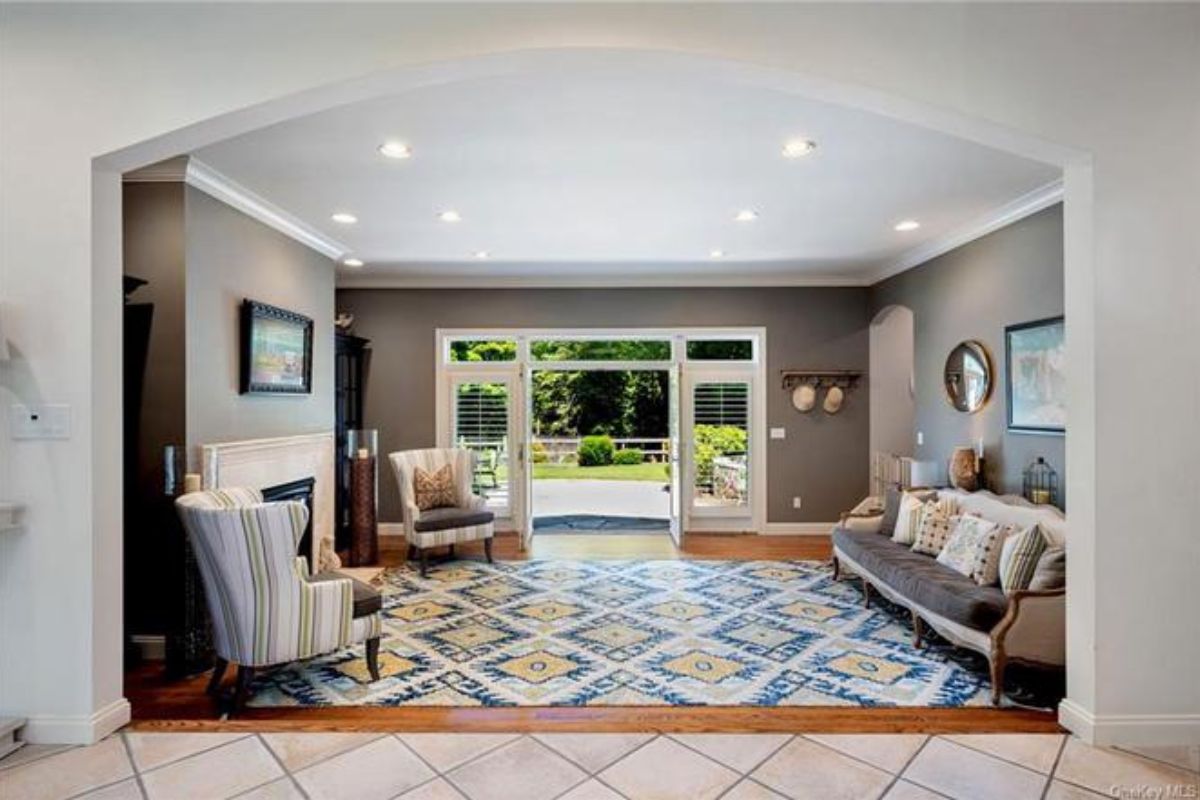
992, 589, 1066, 666
839, 512, 883, 533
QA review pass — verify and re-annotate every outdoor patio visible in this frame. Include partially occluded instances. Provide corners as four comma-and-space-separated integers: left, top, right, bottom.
533, 478, 669, 533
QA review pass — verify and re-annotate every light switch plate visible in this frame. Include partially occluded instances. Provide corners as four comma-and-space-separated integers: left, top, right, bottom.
916, 431, 924, 446
770, 427, 787, 440
11, 404, 72, 440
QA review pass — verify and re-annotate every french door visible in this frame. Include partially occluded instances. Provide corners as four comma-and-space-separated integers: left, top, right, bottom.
683, 369, 756, 528
449, 372, 520, 522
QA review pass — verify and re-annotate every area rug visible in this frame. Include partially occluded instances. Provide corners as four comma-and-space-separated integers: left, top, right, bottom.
247, 559, 992, 708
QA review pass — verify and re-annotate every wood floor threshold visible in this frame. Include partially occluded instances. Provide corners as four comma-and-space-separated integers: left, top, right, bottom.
128, 706, 1060, 734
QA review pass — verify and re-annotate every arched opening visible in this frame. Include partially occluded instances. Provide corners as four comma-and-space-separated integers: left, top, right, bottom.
869, 305, 915, 490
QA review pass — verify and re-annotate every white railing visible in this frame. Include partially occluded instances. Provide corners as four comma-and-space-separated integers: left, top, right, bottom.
532, 437, 670, 463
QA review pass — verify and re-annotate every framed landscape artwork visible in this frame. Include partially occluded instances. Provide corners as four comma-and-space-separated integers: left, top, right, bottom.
1005, 316, 1065, 434
240, 299, 313, 395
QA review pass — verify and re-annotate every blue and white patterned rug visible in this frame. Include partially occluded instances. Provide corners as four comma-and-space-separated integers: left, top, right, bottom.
248, 559, 992, 707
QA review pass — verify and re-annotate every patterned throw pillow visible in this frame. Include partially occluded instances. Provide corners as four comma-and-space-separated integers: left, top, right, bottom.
413, 464, 457, 511
998, 524, 1048, 593
937, 515, 1002, 584
891, 492, 927, 546
910, 498, 957, 556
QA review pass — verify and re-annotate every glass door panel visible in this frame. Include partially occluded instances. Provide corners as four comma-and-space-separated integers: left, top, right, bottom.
452, 377, 514, 516
688, 378, 751, 515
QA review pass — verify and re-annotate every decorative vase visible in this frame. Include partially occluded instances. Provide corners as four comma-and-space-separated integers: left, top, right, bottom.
948, 446, 980, 492
346, 429, 379, 566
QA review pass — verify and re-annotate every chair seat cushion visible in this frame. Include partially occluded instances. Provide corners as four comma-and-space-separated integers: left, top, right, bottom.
307, 572, 382, 618
414, 507, 495, 533
833, 528, 1008, 631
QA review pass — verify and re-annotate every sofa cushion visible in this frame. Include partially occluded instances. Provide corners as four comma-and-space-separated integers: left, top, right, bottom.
1028, 546, 1066, 591
833, 528, 1009, 631
414, 507, 495, 533
307, 572, 382, 618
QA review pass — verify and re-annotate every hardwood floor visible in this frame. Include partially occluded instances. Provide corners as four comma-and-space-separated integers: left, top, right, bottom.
126, 533, 1060, 733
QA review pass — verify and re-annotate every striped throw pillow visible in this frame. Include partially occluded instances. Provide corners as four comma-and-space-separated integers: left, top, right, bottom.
891, 492, 926, 546
998, 524, 1048, 593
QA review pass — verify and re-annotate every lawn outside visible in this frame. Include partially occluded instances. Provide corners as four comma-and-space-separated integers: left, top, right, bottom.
532, 462, 669, 482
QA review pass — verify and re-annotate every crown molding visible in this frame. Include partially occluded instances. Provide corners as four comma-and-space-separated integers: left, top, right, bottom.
869, 179, 1064, 285
335, 272, 872, 290
183, 158, 349, 260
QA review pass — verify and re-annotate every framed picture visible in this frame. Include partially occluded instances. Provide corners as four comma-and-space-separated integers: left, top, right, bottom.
240, 299, 313, 395
1005, 316, 1065, 434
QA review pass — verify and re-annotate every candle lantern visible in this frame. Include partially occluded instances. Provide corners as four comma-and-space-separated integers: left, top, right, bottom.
1023, 457, 1059, 506
346, 429, 379, 566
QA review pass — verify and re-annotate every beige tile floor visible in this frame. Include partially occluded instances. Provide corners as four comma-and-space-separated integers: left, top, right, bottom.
0, 730, 1197, 800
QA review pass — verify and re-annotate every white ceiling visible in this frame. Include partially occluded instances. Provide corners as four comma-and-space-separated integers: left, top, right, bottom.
195, 66, 1060, 286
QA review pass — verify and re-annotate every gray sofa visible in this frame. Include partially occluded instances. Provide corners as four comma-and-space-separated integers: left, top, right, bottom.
832, 488, 1066, 705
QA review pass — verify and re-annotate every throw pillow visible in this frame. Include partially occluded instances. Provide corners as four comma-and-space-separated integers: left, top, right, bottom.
911, 497, 957, 556
413, 464, 457, 511
998, 524, 1048, 593
936, 515, 1003, 584
891, 492, 926, 546
1029, 547, 1066, 591
881, 487, 934, 537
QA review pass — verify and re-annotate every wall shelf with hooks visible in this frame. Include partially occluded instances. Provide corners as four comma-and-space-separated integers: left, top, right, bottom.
780, 369, 864, 391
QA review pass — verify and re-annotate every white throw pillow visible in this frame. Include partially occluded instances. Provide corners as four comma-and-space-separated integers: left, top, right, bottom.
891, 492, 926, 546
937, 515, 1002, 584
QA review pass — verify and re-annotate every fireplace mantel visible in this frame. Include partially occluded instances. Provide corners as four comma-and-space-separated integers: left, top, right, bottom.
199, 432, 335, 567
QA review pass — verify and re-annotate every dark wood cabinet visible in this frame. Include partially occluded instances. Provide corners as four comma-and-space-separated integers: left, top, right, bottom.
334, 333, 370, 552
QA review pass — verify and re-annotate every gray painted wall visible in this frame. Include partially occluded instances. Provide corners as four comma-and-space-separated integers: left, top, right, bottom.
184, 186, 335, 450
870, 204, 1065, 506
335, 287, 871, 525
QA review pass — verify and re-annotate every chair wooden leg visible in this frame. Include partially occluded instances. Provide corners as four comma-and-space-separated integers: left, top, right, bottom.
448, 544, 456, 559
407, 544, 417, 561
911, 611, 924, 649
831, 556, 840, 581
366, 636, 381, 682
231, 665, 255, 717
484, 537, 494, 563
419, 548, 429, 579
862, 578, 872, 608
206, 657, 229, 696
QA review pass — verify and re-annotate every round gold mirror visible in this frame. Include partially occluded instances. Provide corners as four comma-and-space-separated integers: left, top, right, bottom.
943, 340, 992, 413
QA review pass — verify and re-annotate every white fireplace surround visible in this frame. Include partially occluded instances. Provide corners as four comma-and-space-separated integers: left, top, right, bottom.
200, 432, 335, 566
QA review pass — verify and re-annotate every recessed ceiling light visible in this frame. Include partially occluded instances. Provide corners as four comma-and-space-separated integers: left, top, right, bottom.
378, 141, 412, 159
438, 210, 462, 223
331, 212, 358, 225
894, 219, 921, 232
342, 257, 364, 268
782, 138, 817, 158
710, 249, 725, 259
734, 209, 759, 222
473, 250, 490, 260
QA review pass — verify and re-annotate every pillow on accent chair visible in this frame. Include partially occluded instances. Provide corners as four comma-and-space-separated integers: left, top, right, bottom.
997, 524, 1048, 593
937, 515, 1004, 584
413, 464, 457, 511
910, 497, 958, 556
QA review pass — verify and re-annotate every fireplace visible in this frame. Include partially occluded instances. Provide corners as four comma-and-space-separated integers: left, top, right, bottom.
263, 477, 316, 571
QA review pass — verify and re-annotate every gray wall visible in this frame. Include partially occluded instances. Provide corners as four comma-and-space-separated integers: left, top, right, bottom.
870, 204, 1065, 506
185, 186, 335, 450
335, 287, 871, 525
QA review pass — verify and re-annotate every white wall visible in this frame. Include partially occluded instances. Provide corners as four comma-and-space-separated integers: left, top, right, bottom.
869, 306, 915, 465
0, 4, 1197, 745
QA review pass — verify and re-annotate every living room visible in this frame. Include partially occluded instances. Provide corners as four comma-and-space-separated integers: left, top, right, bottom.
1, 5, 1198, 800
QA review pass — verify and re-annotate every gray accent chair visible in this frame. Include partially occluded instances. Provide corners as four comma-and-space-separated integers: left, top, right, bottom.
388, 448, 496, 577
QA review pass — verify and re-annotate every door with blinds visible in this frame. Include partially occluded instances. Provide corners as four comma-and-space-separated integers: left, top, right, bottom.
684, 372, 753, 521
450, 374, 518, 521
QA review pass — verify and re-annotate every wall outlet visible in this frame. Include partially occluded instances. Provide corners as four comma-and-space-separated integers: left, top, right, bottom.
10, 404, 72, 440
770, 427, 786, 440
916, 431, 924, 446
792, 496, 803, 509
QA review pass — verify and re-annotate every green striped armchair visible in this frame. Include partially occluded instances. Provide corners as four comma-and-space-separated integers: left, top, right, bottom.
175, 488, 382, 712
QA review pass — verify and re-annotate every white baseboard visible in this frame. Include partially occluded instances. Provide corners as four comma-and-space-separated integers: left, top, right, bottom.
1059, 699, 1200, 746
379, 522, 405, 537
22, 698, 131, 745
761, 522, 835, 536
131, 635, 165, 661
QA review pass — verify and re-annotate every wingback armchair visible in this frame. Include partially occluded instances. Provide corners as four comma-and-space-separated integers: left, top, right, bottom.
388, 448, 496, 577
176, 487, 383, 712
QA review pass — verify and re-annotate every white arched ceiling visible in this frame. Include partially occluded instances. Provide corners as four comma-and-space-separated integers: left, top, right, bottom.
187, 60, 1059, 285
